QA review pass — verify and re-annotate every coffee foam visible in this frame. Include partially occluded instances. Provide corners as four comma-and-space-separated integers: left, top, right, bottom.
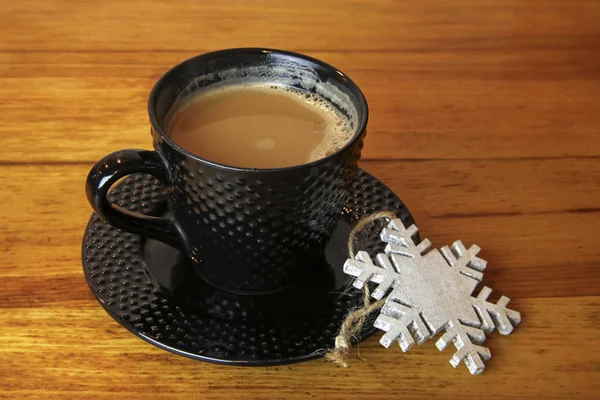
269, 84, 353, 162
171, 77, 357, 163
175, 60, 360, 133
251, 85, 354, 162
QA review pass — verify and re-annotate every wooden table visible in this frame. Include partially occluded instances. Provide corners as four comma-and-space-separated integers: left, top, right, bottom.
1, 0, 599, 398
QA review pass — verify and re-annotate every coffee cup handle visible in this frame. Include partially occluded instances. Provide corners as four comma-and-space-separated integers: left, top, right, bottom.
86, 149, 181, 248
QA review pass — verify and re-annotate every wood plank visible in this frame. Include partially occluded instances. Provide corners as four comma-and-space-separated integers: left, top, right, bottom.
0, 297, 597, 399
2, 47, 597, 80
0, 163, 598, 300
0, 76, 598, 162
1, 48, 599, 163
1, 0, 599, 52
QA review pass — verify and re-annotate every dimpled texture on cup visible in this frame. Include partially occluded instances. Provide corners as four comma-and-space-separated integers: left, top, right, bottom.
82, 170, 415, 365
156, 129, 364, 294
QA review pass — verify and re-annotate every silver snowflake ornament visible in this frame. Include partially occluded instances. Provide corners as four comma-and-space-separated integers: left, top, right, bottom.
344, 219, 521, 375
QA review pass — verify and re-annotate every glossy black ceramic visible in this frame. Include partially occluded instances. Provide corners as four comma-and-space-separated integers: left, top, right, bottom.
82, 170, 416, 365
86, 48, 368, 294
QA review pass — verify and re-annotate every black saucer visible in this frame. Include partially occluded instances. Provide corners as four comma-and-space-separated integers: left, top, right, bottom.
82, 169, 415, 366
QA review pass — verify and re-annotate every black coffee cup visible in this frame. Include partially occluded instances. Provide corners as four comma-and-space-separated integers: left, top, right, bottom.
86, 48, 368, 295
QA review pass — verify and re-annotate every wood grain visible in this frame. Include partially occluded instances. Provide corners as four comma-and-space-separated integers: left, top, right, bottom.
0, 297, 598, 400
0, 0, 599, 398
1, 51, 599, 163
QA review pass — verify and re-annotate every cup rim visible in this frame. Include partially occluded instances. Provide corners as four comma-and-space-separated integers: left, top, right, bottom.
148, 48, 369, 173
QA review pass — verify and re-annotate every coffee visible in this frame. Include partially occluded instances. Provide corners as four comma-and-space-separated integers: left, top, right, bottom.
166, 84, 354, 168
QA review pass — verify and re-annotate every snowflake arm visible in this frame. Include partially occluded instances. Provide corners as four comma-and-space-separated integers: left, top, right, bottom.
435, 319, 490, 375
343, 251, 398, 299
381, 220, 431, 259
472, 286, 522, 334
374, 300, 430, 350
440, 241, 487, 281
